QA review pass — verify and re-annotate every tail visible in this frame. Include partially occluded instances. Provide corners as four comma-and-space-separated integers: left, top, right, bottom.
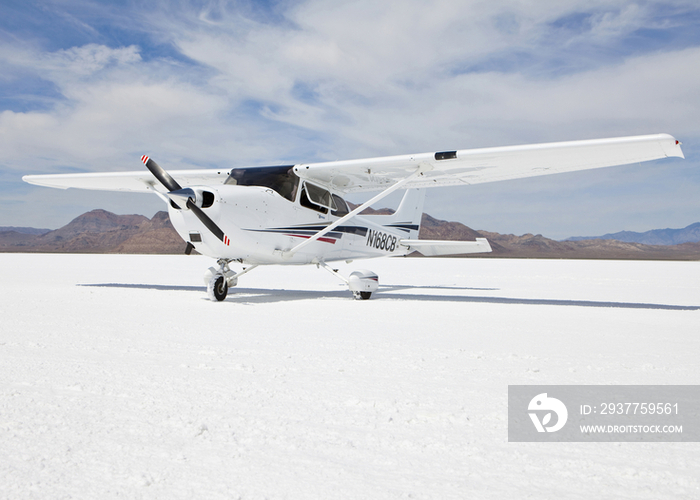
361, 189, 425, 239
359, 189, 493, 256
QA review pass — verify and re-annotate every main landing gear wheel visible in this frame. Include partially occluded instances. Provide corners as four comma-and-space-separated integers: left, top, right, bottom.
208, 274, 228, 302
348, 270, 379, 300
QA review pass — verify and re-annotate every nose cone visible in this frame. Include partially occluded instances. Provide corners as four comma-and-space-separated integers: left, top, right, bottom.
167, 188, 196, 208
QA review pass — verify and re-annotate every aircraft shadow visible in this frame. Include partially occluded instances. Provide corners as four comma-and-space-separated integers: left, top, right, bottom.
79, 283, 699, 311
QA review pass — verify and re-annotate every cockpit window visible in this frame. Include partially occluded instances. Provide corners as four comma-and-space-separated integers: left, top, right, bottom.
304, 182, 333, 209
298, 182, 350, 216
299, 183, 329, 214
224, 165, 298, 202
331, 194, 349, 217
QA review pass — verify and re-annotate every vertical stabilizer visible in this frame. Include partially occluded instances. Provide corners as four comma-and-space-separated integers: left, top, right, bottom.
361, 189, 425, 239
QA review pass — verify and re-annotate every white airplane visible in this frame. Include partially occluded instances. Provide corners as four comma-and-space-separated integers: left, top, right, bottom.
23, 133, 684, 301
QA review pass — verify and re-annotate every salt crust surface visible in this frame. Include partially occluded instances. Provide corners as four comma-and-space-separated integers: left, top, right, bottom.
1, 254, 699, 498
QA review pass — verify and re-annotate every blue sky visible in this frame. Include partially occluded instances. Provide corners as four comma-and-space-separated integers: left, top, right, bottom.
2, 0, 699, 239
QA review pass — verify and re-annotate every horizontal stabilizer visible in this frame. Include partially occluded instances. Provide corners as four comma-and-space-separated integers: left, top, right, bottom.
399, 238, 492, 256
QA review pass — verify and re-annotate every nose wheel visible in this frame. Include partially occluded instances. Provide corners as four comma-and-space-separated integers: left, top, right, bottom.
208, 274, 229, 301
204, 260, 259, 302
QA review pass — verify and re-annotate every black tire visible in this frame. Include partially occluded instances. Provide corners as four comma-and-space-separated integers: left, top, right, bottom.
359, 291, 372, 300
208, 275, 228, 302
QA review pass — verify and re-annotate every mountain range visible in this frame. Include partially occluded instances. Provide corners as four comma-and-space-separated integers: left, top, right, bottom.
0, 226, 51, 235
1, 209, 699, 260
0, 210, 184, 254
567, 222, 700, 246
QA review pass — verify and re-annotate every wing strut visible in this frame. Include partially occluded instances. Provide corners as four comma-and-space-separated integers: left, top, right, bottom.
282, 162, 433, 259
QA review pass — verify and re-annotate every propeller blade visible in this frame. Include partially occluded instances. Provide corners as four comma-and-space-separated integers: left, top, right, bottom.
187, 199, 226, 242
141, 155, 182, 192
140, 155, 228, 244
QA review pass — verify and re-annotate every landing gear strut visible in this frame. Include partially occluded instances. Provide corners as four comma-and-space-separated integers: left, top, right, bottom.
204, 260, 258, 302
316, 261, 379, 300
205, 259, 235, 302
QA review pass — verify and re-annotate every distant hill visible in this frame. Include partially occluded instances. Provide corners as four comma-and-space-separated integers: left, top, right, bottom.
474, 230, 700, 260
363, 207, 700, 260
0, 226, 51, 235
0, 209, 185, 254
2, 209, 699, 260
567, 222, 700, 246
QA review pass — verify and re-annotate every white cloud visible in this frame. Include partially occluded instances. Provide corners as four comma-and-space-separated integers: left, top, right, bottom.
147, 1, 700, 154
45, 44, 142, 78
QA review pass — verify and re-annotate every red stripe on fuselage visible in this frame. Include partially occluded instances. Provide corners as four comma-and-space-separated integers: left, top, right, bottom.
284, 233, 336, 244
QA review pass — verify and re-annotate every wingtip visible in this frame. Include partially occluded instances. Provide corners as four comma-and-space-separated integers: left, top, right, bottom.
672, 137, 685, 159
658, 134, 684, 159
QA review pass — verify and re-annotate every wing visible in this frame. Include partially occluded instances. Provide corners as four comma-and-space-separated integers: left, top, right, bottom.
23, 133, 683, 194
23, 169, 230, 193
293, 133, 684, 193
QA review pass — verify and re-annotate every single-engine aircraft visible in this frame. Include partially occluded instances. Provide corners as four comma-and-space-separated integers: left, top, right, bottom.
23, 133, 684, 301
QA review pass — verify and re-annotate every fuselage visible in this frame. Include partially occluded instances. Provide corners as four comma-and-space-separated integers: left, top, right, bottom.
167, 169, 418, 265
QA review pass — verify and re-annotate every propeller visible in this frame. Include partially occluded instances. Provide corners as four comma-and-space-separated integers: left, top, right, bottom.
141, 155, 182, 192
141, 155, 227, 244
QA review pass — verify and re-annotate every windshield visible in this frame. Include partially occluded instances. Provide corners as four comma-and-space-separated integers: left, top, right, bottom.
225, 165, 298, 202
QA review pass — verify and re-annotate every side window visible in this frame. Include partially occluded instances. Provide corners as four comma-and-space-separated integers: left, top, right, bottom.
300, 184, 328, 213
331, 194, 349, 217
298, 182, 348, 216
304, 183, 332, 208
